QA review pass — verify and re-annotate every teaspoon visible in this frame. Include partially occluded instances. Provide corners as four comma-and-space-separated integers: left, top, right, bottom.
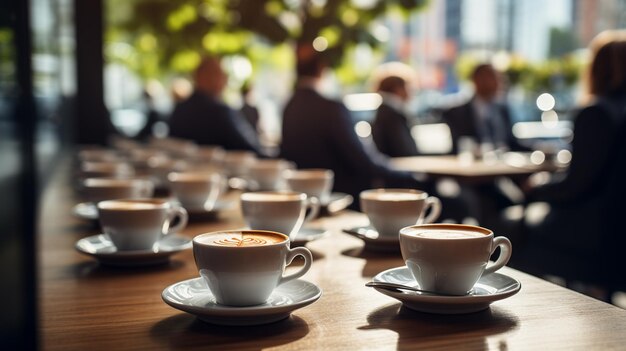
365, 281, 462, 296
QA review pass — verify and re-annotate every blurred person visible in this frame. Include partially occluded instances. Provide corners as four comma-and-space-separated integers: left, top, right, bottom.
442, 63, 528, 154
168, 57, 266, 155
371, 65, 420, 157
136, 82, 163, 141
440, 63, 531, 223
280, 44, 428, 209
240, 82, 260, 134
515, 30, 626, 297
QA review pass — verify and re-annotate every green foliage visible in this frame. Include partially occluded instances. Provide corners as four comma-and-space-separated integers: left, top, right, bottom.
106, 0, 429, 80
455, 51, 584, 93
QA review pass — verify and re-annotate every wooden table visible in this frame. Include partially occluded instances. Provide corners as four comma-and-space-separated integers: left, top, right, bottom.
39, 160, 626, 350
391, 154, 562, 184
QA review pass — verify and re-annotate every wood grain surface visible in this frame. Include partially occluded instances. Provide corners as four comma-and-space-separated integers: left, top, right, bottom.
39, 159, 626, 350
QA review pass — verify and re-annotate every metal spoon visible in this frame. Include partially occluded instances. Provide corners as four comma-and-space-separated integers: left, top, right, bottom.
365, 281, 462, 296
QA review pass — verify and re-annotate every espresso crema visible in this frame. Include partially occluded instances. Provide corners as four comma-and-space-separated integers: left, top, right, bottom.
361, 192, 425, 201
198, 232, 285, 247
407, 229, 486, 239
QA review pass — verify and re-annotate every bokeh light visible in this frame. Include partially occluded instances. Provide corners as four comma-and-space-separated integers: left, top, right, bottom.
355, 121, 372, 138
536, 93, 556, 111
530, 150, 546, 165
541, 110, 559, 128
312, 36, 328, 52
557, 149, 573, 164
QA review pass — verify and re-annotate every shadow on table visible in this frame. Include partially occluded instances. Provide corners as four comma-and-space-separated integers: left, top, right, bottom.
341, 247, 404, 278
359, 303, 519, 350
150, 313, 309, 349
69, 259, 186, 279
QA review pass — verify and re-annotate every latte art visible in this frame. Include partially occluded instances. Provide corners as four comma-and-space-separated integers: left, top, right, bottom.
196, 231, 286, 247
213, 236, 269, 247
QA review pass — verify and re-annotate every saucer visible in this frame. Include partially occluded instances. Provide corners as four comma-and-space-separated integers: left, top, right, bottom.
291, 227, 330, 246
162, 277, 322, 326
371, 266, 521, 314
342, 226, 400, 252
72, 202, 98, 221
321, 192, 353, 215
76, 234, 191, 267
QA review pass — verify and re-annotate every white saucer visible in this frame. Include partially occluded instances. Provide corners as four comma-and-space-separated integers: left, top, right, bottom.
291, 227, 329, 246
162, 277, 322, 326
72, 202, 98, 221
76, 234, 191, 267
342, 226, 400, 252
322, 192, 353, 214
371, 266, 521, 314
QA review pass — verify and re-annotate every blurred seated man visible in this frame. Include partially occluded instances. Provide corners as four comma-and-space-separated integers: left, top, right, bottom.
168, 57, 266, 156
443, 63, 528, 154
442, 63, 529, 225
371, 67, 420, 157
280, 45, 425, 208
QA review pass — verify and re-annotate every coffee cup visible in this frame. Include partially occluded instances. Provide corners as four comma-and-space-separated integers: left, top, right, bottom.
399, 224, 512, 295
80, 161, 134, 179
193, 230, 313, 306
82, 178, 154, 204
97, 198, 188, 251
360, 188, 441, 237
284, 169, 334, 204
168, 171, 225, 211
221, 150, 256, 177
147, 158, 188, 188
246, 159, 294, 191
240, 191, 320, 240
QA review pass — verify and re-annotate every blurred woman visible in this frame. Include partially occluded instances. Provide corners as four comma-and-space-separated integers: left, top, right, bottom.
516, 30, 626, 295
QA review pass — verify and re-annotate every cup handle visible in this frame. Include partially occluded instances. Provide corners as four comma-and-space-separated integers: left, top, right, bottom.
419, 196, 442, 224
164, 206, 188, 235
303, 197, 320, 222
279, 246, 313, 285
483, 236, 512, 275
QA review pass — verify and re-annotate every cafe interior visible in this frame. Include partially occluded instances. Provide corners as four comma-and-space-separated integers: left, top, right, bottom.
3, 0, 626, 349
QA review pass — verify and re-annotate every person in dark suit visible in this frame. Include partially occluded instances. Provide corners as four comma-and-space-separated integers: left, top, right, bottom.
280, 46, 424, 206
442, 64, 530, 225
371, 74, 419, 157
240, 83, 260, 134
443, 63, 528, 154
515, 30, 626, 297
168, 57, 266, 155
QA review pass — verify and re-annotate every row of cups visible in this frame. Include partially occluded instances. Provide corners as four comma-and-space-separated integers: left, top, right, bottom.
81, 167, 334, 213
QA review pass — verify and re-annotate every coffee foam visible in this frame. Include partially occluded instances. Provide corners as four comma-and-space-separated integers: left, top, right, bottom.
241, 192, 303, 202
98, 199, 165, 210
197, 232, 285, 247
84, 178, 141, 187
285, 170, 333, 180
361, 191, 425, 201
407, 229, 486, 239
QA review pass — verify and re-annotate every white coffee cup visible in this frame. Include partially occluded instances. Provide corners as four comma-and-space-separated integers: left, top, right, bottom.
284, 169, 334, 205
221, 150, 256, 177
193, 230, 313, 306
97, 198, 188, 251
240, 191, 320, 240
82, 178, 154, 204
168, 171, 225, 211
147, 158, 188, 188
246, 159, 294, 191
399, 224, 512, 295
360, 188, 441, 237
